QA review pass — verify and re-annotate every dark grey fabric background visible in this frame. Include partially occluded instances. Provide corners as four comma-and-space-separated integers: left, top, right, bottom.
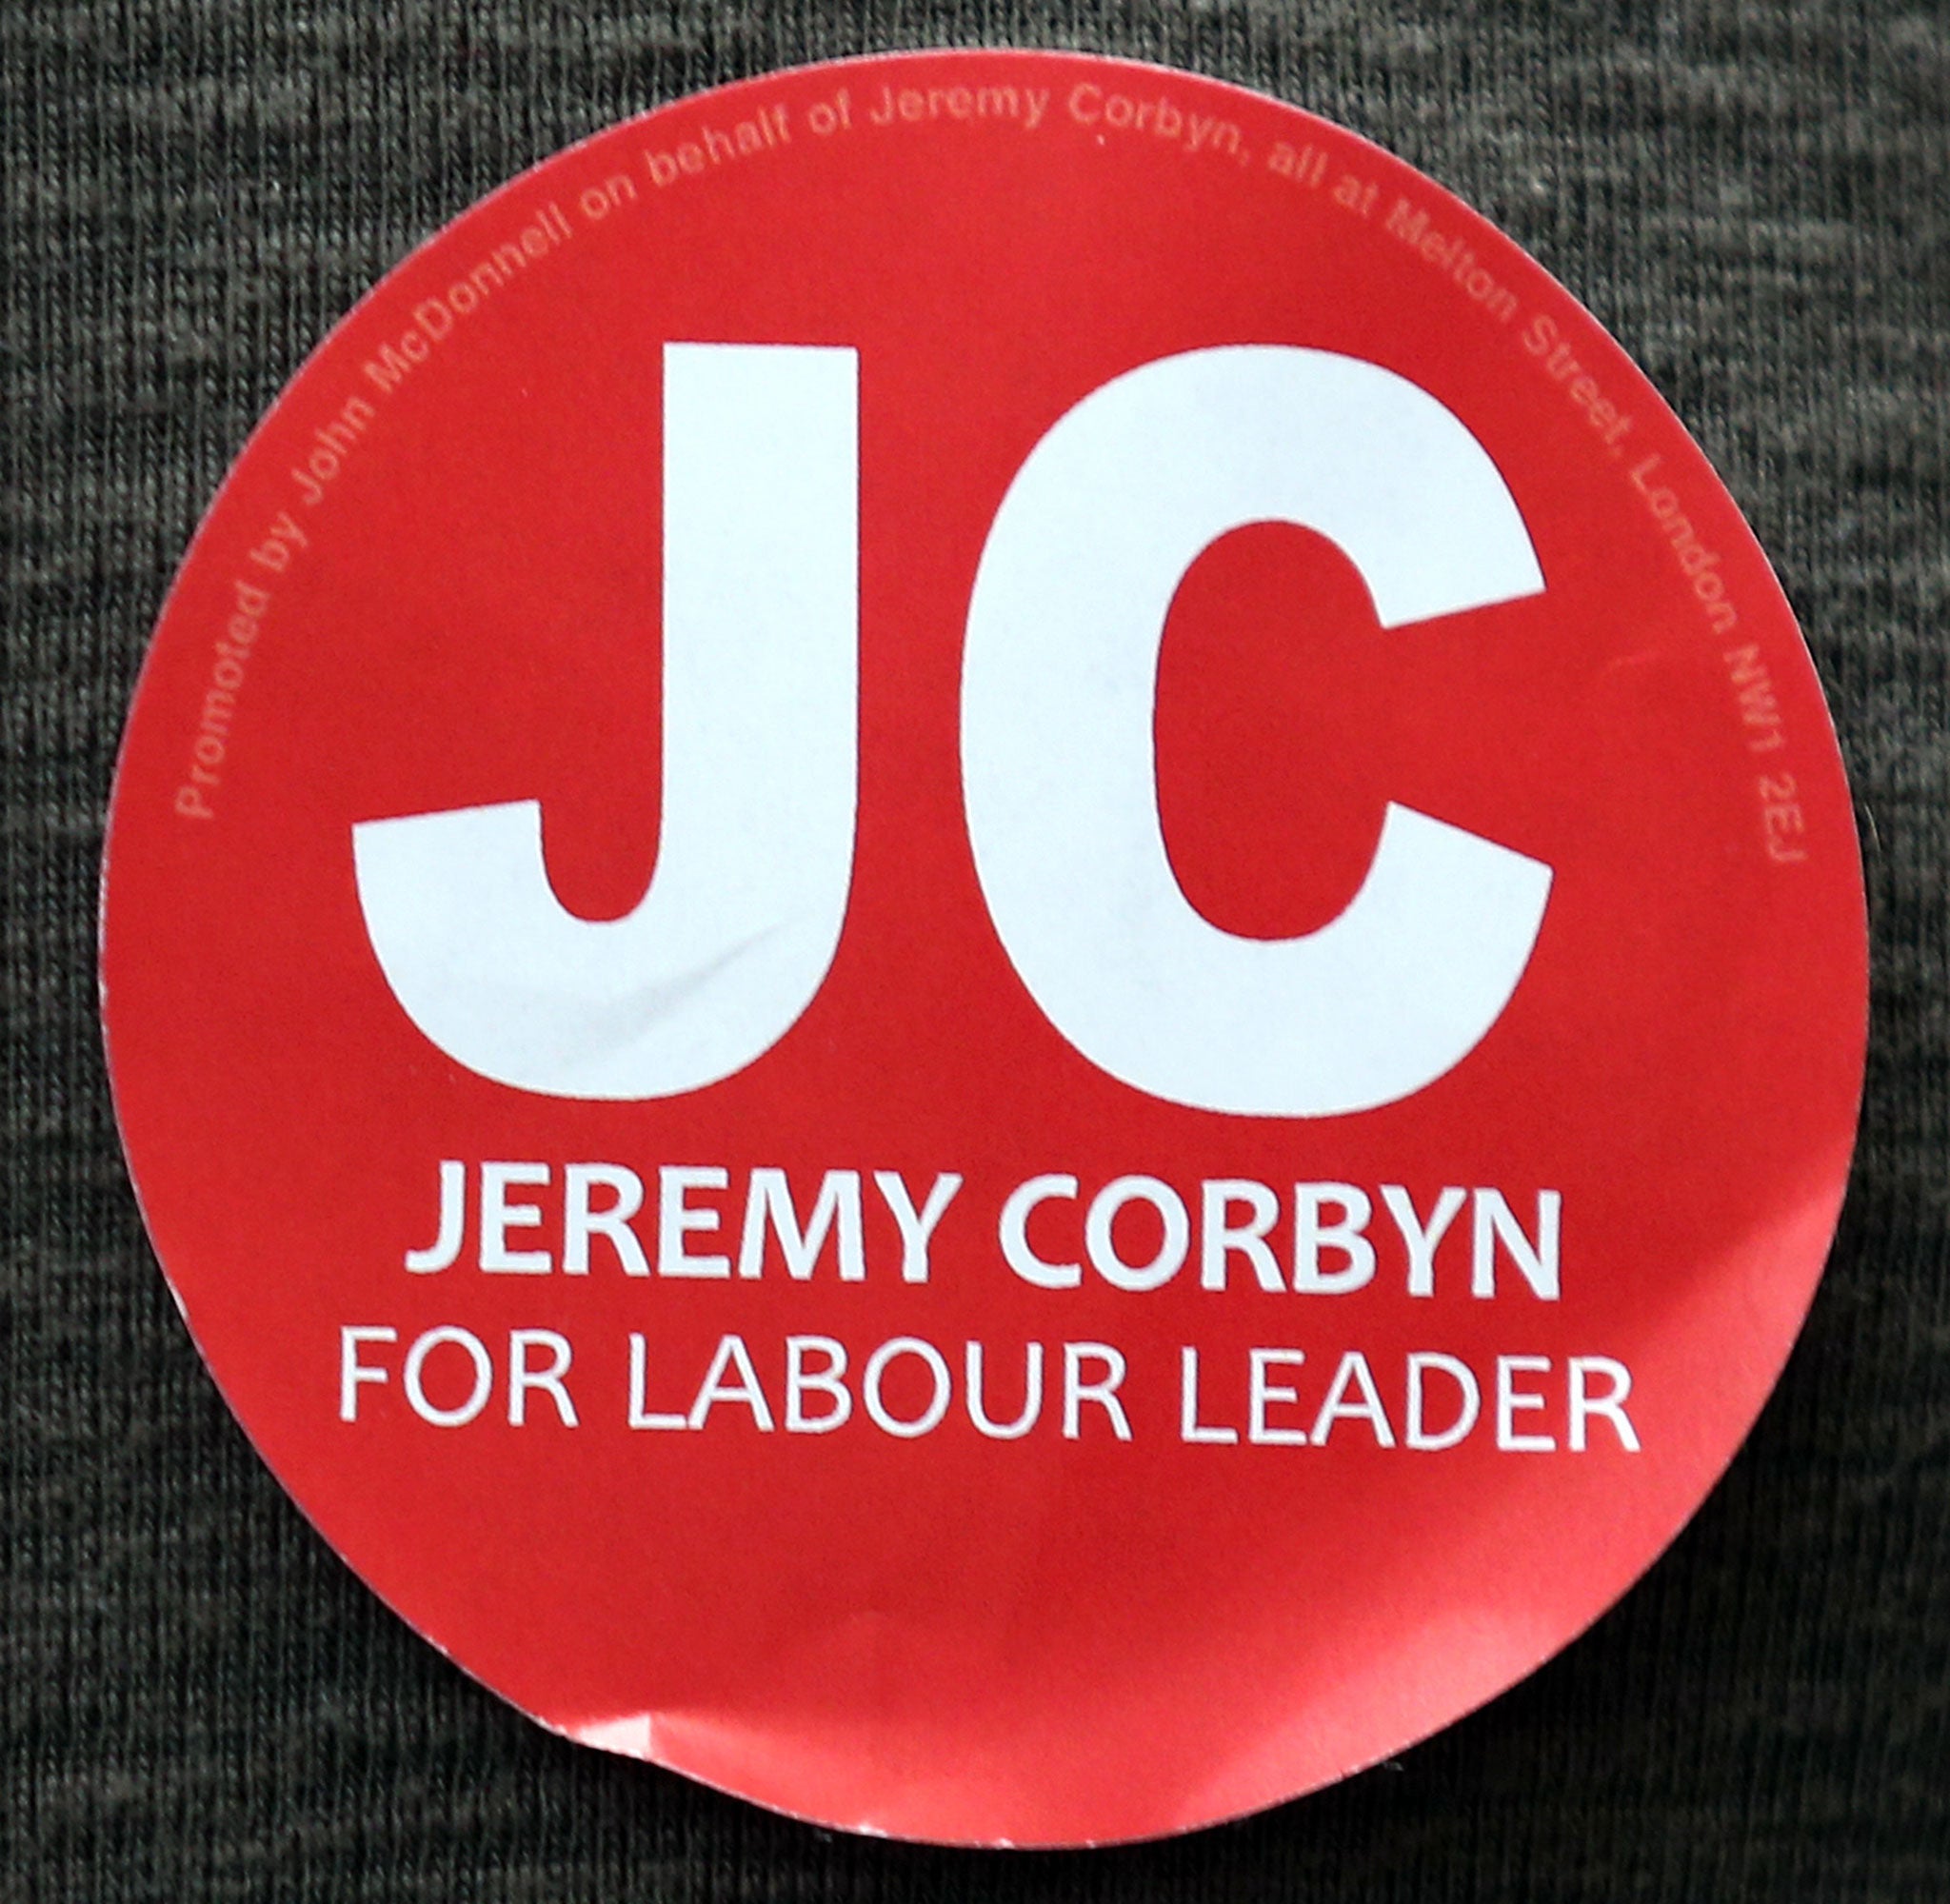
4, 2, 1946, 1897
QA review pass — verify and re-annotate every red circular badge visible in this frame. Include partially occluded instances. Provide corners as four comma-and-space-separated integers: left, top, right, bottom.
103, 51, 1866, 1846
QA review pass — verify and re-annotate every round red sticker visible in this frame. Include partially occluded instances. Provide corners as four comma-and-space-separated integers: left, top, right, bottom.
102, 50, 1866, 1846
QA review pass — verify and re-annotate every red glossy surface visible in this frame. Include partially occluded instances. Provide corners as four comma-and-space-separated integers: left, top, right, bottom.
103, 51, 1865, 1846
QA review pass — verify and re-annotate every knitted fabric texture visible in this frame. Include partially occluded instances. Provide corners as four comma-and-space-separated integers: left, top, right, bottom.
3, 4, 1945, 1898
